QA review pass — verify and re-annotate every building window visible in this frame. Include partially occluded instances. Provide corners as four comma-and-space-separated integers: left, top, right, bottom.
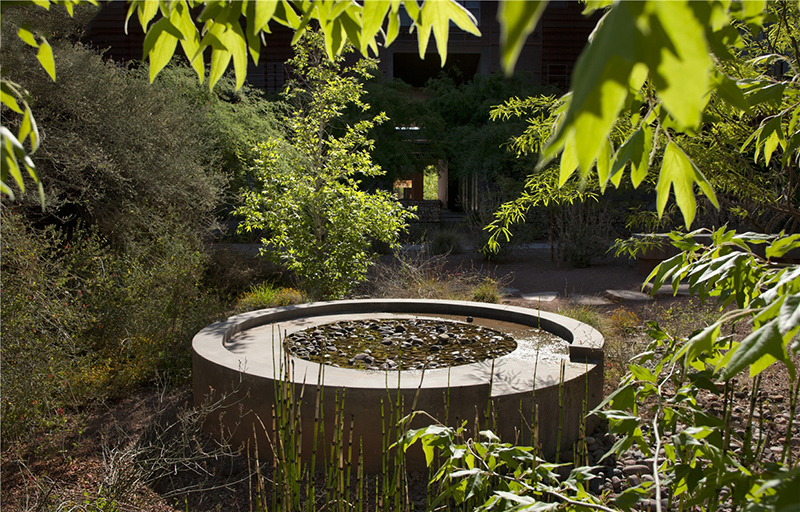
266, 62, 285, 94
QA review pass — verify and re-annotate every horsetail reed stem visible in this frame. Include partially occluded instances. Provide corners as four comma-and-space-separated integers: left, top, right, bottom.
531, 350, 539, 450
252, 424, 266, 512
579, 361, 588, 467
555, 359, 566, 464
784, 374, 799, 467
744, 374, 761, 463
327, 389, 342, 508
375, 475, 380, 512
357, 439, 364, 512
485, 356, 496, 432
306, 364, 325, 512
380, 397, 387, 509
345, 412, 354, 512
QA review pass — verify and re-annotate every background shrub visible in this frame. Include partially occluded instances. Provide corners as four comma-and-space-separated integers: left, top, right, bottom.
234, 283, 305, 313
425, 227, 463, 255
0, 8, 290, 443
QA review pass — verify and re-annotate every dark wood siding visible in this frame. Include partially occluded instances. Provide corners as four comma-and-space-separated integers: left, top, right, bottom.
541, 2, 602, 87
82, 1, 601, 90
82, 0, 145, 61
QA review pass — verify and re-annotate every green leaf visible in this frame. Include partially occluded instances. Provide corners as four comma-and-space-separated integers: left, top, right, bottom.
2, 128, 26, 193
493, 491, 539, 506
631, 123, 652, 187
610, 124, 650, 188
18, 107, 39, 152
679, 323, 721, 364
360, 0, 389, 55
224, 19, 249, 89
742, 0, 767, 19
385, 2, 402, 46
596, 135, 613, 192
543, 3, 639, 176
36, 39, 56, 81
595, 382, 636, 412
273, 0, 301, 29
320, 14, 349, 60
172, 1, 204, 80
498, 0, 547, 76
757, 117, 786, 166
418, 0, 480, 64
745, 82, 787, 107
645, 251, 685, 295
766, 234, 800, 260
644, 1, 712, 130
712, 72, 751, 113
124, 1, 138, 34
629, 364, 656, 383
720, 319, 787, 379
137, 0, 159, 31
143, 17, 181, 83
17, 25, 39, 47
1, 82, 23, 114
778, 294, 800, 336
655, 142, 718, 228
252, 0, 278, 33
558, 128, 579, 185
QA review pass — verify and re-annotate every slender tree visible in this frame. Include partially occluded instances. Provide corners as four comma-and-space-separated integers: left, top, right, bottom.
237, 32, 413, 300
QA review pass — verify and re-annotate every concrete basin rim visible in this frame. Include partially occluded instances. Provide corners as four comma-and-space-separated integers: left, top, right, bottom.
192, 299, 603, 385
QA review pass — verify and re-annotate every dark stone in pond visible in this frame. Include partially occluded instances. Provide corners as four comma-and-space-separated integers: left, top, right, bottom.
354, 353, 373, 363
284, 317, 540, 370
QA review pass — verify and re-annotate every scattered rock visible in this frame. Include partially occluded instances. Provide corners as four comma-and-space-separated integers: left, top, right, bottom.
623, 464, 650, 476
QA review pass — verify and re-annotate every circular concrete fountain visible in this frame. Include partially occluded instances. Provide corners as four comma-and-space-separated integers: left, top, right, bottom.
192, 299, 604, 472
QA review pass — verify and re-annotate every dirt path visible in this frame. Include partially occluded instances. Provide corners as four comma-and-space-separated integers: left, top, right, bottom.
442, 246, 647, 298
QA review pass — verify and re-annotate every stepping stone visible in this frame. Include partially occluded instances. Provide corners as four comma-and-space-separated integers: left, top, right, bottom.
604, 289, 651, 302
520, 292, 558, 302
642, 282, 691, 296
569, 294, 612, 306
